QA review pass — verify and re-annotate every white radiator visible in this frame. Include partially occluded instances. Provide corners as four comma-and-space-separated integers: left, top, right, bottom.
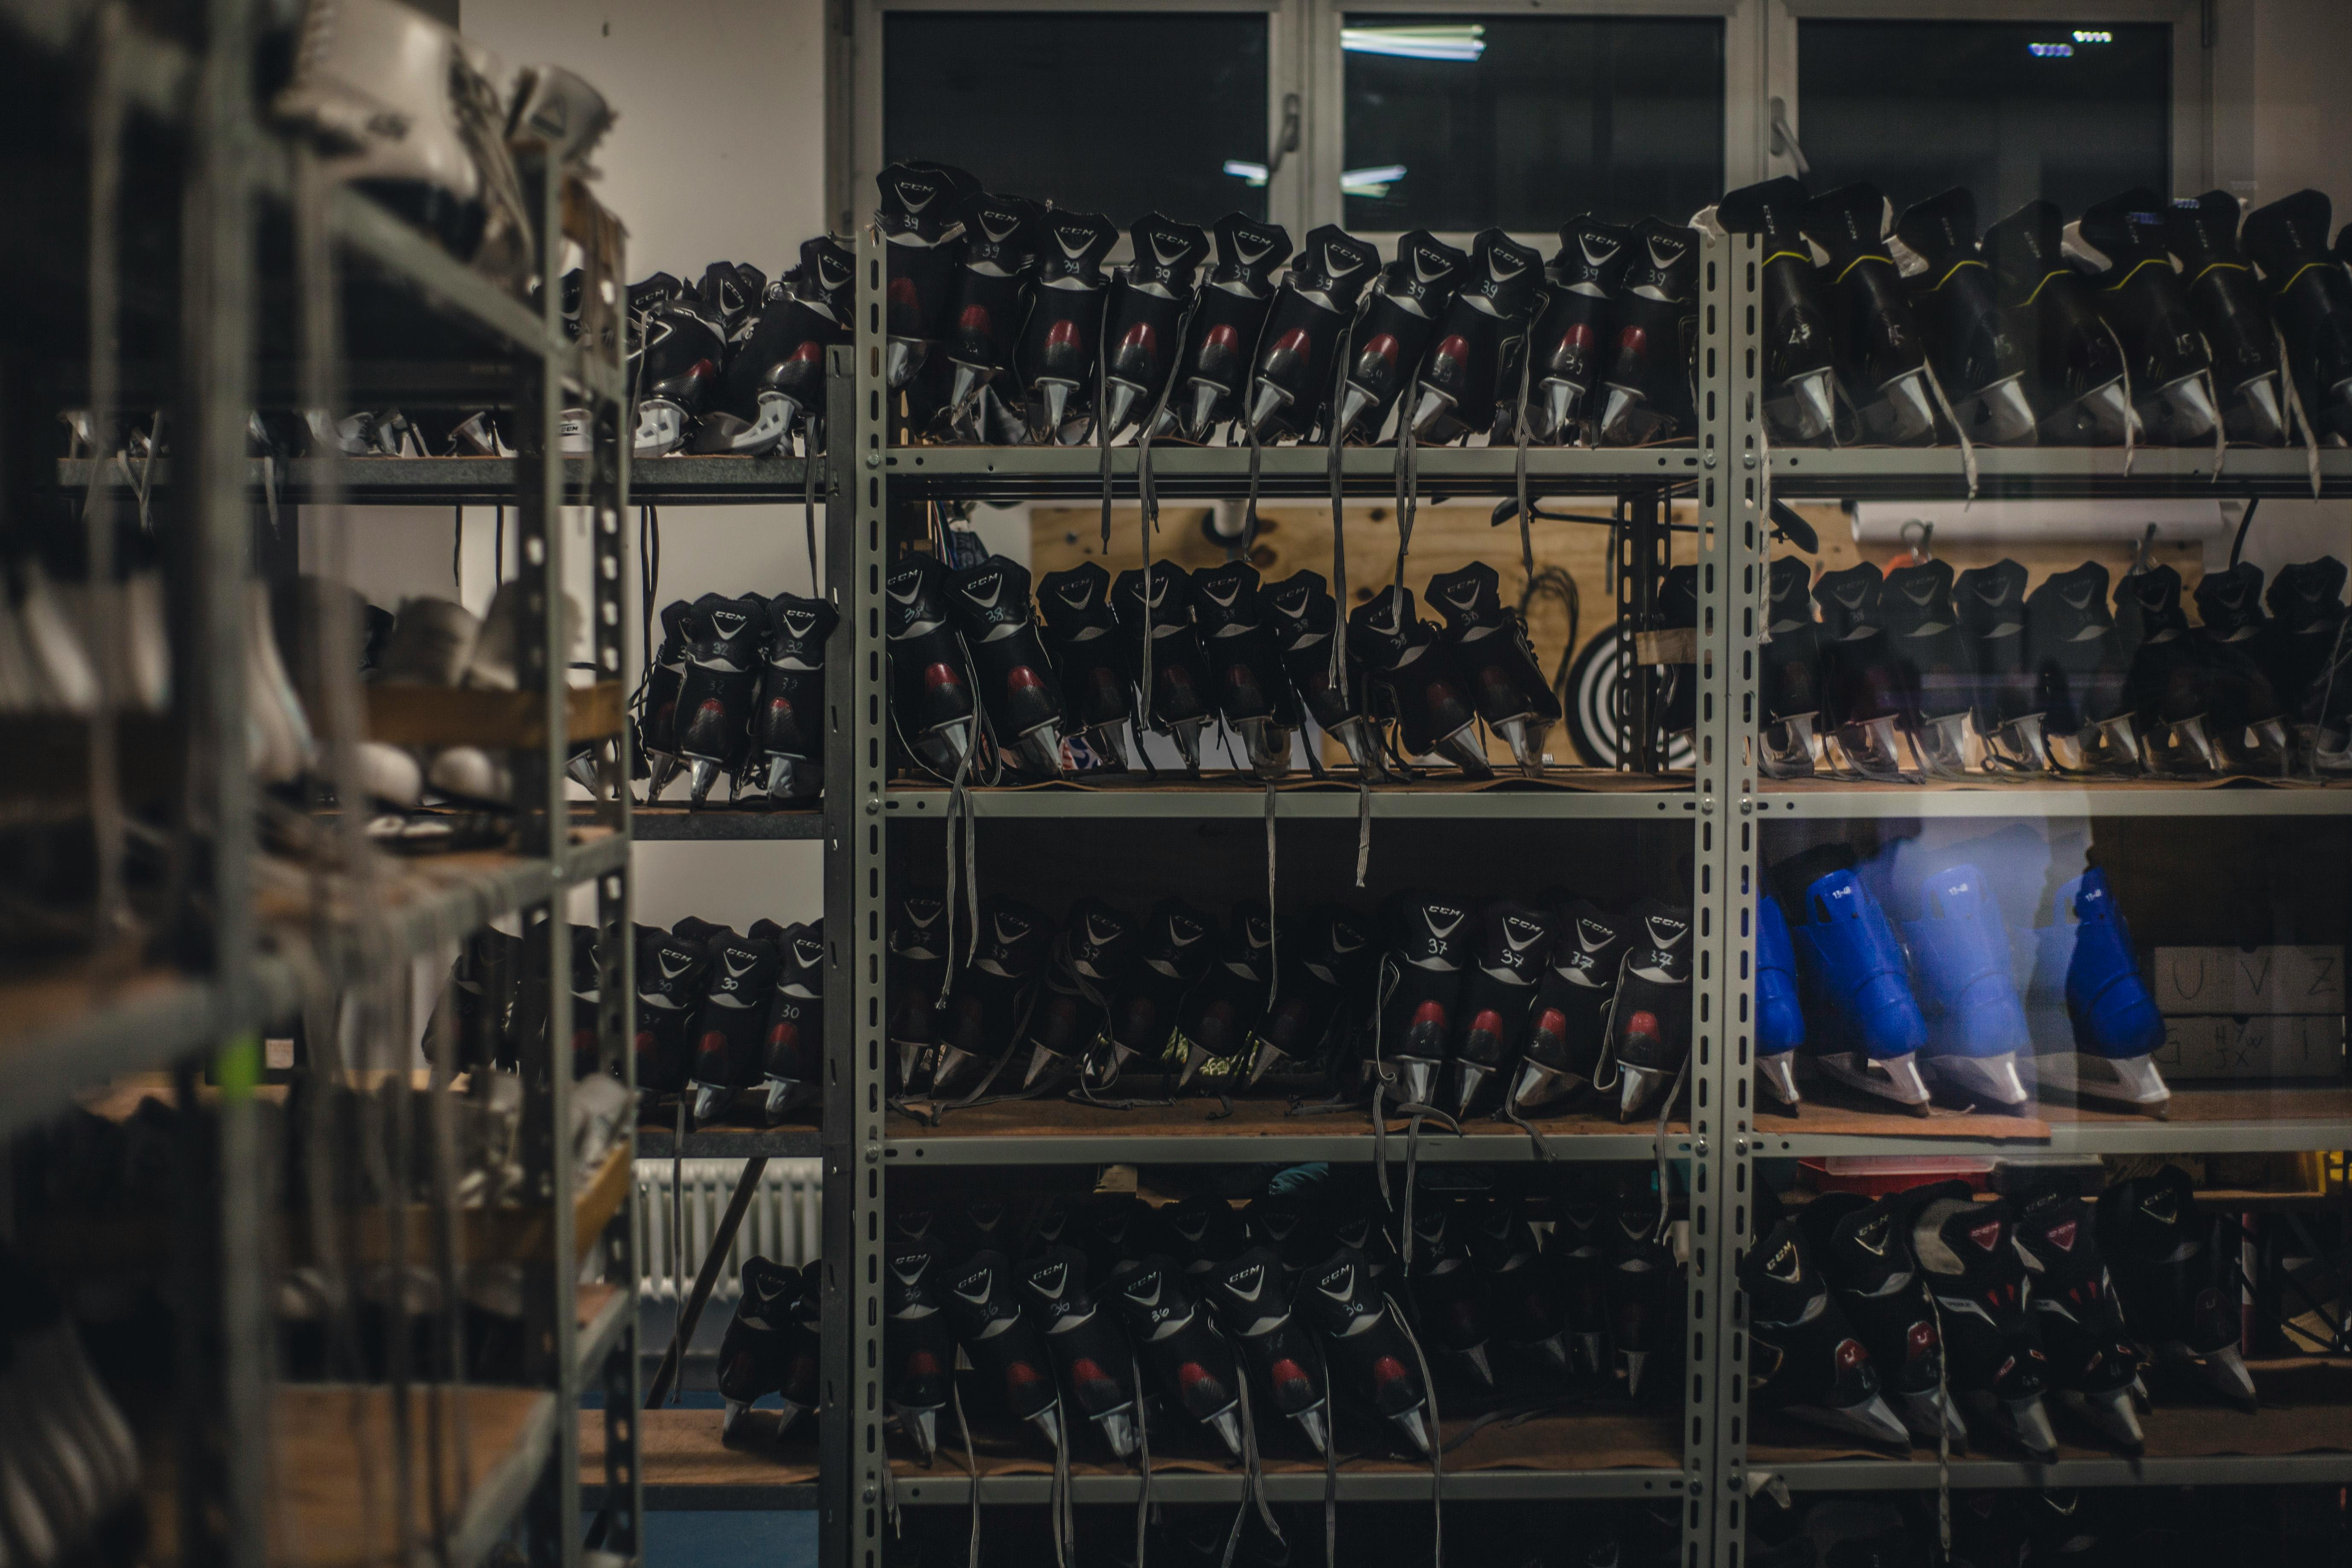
633, 1158, 824, 1301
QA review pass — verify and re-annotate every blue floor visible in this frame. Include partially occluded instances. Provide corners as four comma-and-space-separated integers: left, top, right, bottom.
638, 1510, 818, 1568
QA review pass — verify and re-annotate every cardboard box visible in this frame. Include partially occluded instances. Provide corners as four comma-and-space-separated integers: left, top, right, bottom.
2154, 945, 2345, 1016
2153, 1014, 2346, 1079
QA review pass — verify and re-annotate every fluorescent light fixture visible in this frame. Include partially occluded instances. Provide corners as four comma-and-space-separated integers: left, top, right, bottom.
2073, 28, 2113, 43
2028, 40, 2074, 56
1340, 23, 1485, 62
1223, 160, 1270, 187
1341, 164, 1407, 198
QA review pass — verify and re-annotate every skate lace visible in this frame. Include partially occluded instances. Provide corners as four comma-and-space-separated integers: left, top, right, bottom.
1328, 319, 1354, 707
1382, 1289, 1446, 1568
954, 1382, 983, 1568
1134, 1349, 1153, 1568
1511, 329, 1537, 579
1918, 363, 1979, 503
802, 442, 821, 593
2277, 320, 2325, 501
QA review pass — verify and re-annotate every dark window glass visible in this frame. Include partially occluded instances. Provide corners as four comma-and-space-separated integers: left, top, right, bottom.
1796, 21, 2170, 222
1341, 15, 1723, 232
884, 12, 1269, 226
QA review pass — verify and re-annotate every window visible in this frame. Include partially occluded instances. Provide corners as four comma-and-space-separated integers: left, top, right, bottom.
1794, 20, 2171, 221
1341, 15, 1725, 233
882, 11, 1271, 224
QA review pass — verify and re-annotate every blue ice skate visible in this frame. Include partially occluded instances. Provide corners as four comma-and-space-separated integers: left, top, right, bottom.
1899, 862, 2029, 1108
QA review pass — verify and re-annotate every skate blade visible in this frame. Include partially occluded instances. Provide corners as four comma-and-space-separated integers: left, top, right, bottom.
1786, 368, 1836, 442
1598, 385, 1645, 445
1450, 1061, 1493, 1120
886, 341, 922, 390
1394, 1057, 1438, 1108
1435, 725, 1495, 779
2094, 713, 2145, 772
1170, 720, 1206, 774
2075, 378, 2134, 444
1390, 1404, 1435, 1457
1575, 1331, 1607, 1378
1247, 1041, 1292, 1087
567, 750, 606, 797
1814, 1052, 1931, 1114
1494, 716, 1550, 777
1102, 381, 1143, 442
762, 755, 812, 803
1509, 1059, 1582, 1112
1205, 1406, 1245, 1459
1893, 1386, 1970, 1446
1997, 713, 2055, 773
1096, 1407, 1139, 1460
689, 1081, 731, 1125
1912, 712, 1976, 779
1523, 1333, 1572, 1374
1972, 375, 2039, 446
1088, 724, 1130, 770
1293, 1404, 1330, 1457
1756, 1053, 1802, 1111
1621, 1348, 1650, 1399
893, 1039, 931, 1093
1409, 385, 1456, 442
2148, 371, 2220, 442
1335, 382, 1377, 440
2169, 713, 2224, 772
1021, 1042, 1068, 1091
1334, 719, 1392, 782
2004, 1394, 2060, 1461
1758, 714, 1821, 780
1878, 369, 1939, 444
1237, 716, 1293, 780
2033, 1051, 2170, 1111
900, 1404, 939, 1462
2190, 1342, 2259, 1406
772, 1397, 810, 1439
1835, 715, 1922, 783
645, 754, 681, 804
686, 756, 723, 806
1616, 1062, 1670, 1122
1539, 379, 1583, 443
721, 1397, 754, 1440
1008, 725, 1066, 779
928, 1044, 982, 1098
2061, 1386, 2144, 1450
1787, 1393, 1910, 1447
1930, 1051, 2029, 1109
2230, 372, 2287, 444
761, 1077, 804, 1123
1456, 1340, 1496, 1389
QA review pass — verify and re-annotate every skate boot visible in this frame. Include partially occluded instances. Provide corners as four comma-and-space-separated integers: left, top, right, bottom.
1447, 900, 1559, 1117
2264, 558, 2352, 771
1107, 1256, 1246, 1457
1016, 209, 1118, 441
274, 0, 529, 284
1894, 188, 2038, 444
947, 556, 1066, 779
716, 1257, 822, 1440
1100, 215, 1212, 441
1464, 1198, 1572, 1376
694, 260, 766, 356
1742, 1204, 1910, 1445
1984, 200, 2133, 444
673, 593, 765, 806
887, 895, 950, 1095
1111, 563, 1217, 772
1546, 1179, 1615, 1381
941, 1250, 1064, 1447
885, 1241, 955, 1460
1174, 901, 1275, 1090
1206, 1245, 1333, 1454
2026, 867, 2168, 1113
1598, 218, 1702, 445
1265, 570, 1386, 779
687, 928, 778, 1125
1018, 1246, 1142, 1458
877, 161, 980, 390
940, 193, 1044, 427
1406, 1204, 1500, 1393
1755, 894, 1806, 1113
1603, 1189, 1680, 1399
1909, 1185, 2059, 1460
1813, 564, 1918, 782
2023, 563, 2140, 772
1898, 863, 2030, 1108
1955, 560, 2049, 771
1242, 225, 1380, 442
430, 927, 521, 1076
1169, 214, 1292, 442
1526, 216, 1633, 443
1348, 588, 1492, 776
1301, 1245, 1436, 1456
629, 292, 731, 456
2072, 192, 2221, 444
2097, 1164, 2256, 1406
2166, 191, 2288, 444
1795, 1190, 1968, 1445
2192, 563, 2293, 772
931, 896, 1052, 1100
1507, 901, 1626, 1113
1252, 905, 1374, 1085
1408, 230, 1544, 443
1333, 231, 1467, 441
754, 919, 824, 1124
1879, 558, 1978, 777
1374, 891, 1473, 1111
2244, 191, 2352, 444
1191, 562, 1301, 779
1802, 185, 1939, 444
1775, 849, 1930, 1114
2116, 564, 2221, 773
1021, 899, 1140, 1091
1090, 898, 1218, 1090
1427, 562, 1562, 775
632, 921, 711, 1104
751, 593, 836, 805
699, 236, 853, 455
1165, 1195, 1250, 1277
640, 599, 694, 802
1759, 556, 1827, 780
885, 555, 980, 778
1036, 563, 1135, 768
1717, 179, 1839, 442
2012, 1186, 2146, 1448
1609, 901, 1694, 1122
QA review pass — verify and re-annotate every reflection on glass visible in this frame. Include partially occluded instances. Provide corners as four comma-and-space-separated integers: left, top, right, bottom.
884, 11, 1269, 225
1342, 14, 1723, 232
1795, 20, 2170, 220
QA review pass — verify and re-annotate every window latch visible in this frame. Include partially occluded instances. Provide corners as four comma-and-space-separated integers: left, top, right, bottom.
1264, 91, 1302, 177
1769, 97, 1810, 176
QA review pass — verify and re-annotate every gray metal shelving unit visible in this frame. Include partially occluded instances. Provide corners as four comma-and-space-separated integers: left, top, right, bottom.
3, 6, 642, 1568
